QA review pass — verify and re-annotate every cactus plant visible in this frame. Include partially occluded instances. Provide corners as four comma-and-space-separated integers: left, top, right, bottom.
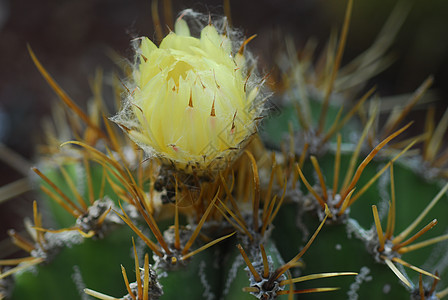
2, 1, 448, 299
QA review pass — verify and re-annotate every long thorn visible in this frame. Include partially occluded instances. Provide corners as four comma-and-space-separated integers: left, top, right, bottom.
259, 244, 270, 278
182, 232, 235, 261
419, 274, 425, 300
427, 107, 448, 162
372, 205, 385, 251
399, 234, 448, 254
296, 164, 326, 209
245, 150, 260, 232
182, 191, 219, 255
115, 206, 162, 257
220, 172, 249, 229
338, 188, 355, 216
393, 219, 438, 250
28, 45, 107, 141
143, 254, 150, 300
392, 257, 440, 280
340, 103, 377, 197
268, 179, 287, 226
263, 154, 277, 221
384, 76, 433, 136
430, 271, 440, 295
383, 258, 412, 288
33, 167, 83, 216
215, 199, 253, 240
121, 265, 137, 300
83, 157, 95, 205
349, 139, 416, 206
237, 244, 262, 282
332, 134, 342, 198
318, 0, 354, 133
323, 87, 375, 143
279, 272, 357, 286
83, 289, 119, 300
277, 287, 340, 295
0, 258, 45, 280
340, 122, 412, 202
385, 164, 396, 240
311, 156, 328, 201
59, 166, 88, 211
298, 143, 309, 169
151, 0, 163, 42
393, 182, 448, 244
174, 177, 180, 251
272, 211, 328, 281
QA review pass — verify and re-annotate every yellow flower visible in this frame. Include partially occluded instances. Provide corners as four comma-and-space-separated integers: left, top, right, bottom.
115, 11, 261, 174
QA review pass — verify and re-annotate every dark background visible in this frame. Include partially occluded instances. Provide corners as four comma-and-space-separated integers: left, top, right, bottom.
1, 0, 448, 257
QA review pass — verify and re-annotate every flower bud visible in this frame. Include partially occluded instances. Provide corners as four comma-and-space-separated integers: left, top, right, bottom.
114, 10, 262, 175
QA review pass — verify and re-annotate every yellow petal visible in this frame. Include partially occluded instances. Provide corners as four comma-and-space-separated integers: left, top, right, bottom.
174, 18, 191, 36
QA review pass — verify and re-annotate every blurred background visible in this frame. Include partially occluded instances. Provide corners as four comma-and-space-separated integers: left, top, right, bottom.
1, 0, 448, 257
